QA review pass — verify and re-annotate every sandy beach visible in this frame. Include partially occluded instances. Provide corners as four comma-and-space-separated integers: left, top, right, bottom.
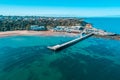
0, 30, 78, 37
1, 30, 120, 40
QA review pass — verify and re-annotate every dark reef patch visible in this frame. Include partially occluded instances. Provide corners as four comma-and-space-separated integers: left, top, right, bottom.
49, 53, 120, 80
0, 46, 51, 72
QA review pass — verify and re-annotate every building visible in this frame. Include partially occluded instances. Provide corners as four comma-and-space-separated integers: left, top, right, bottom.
30, 25, 46, 31
53, 26, 66, 32
85, 24, 92, 29
53, 26, 82, 33
67, 26, 82, 33
70, 26, 82, 30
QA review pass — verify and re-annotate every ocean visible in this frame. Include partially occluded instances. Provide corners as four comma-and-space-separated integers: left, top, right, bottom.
0, 17, 120, 80
85, 17, 120, 34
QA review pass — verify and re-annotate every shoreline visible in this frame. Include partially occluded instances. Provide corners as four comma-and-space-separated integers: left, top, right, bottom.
0, 30, 120, 40
0, 30, 78, 38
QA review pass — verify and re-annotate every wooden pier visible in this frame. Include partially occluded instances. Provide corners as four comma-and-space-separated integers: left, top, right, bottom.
47, 33, 94, 51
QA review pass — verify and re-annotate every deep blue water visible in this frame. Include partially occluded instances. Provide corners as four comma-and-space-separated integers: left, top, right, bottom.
0, 18, 120, 80
85, 17, 120, 34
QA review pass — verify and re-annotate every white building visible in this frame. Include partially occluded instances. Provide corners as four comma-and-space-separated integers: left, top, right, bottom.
30, 25, 46, 31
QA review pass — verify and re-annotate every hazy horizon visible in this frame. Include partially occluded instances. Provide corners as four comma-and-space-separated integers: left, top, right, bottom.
0, 0, 120, 17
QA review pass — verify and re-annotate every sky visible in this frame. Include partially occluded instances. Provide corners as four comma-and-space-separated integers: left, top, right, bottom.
0, 0, 120, 17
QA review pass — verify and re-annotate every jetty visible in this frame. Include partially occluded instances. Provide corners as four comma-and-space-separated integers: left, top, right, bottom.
47, 33, 94, 51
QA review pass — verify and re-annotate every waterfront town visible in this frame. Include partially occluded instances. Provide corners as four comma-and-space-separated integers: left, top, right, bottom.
0, 15, 119, 40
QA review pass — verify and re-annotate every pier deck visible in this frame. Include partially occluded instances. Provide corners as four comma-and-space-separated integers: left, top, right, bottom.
47, 33, 94, 51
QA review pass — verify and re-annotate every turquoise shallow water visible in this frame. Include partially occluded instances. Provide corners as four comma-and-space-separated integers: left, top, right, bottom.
0, 35, 120, 80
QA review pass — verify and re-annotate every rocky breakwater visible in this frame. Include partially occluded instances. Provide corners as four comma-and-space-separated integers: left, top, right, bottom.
94, 34, 120, 40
